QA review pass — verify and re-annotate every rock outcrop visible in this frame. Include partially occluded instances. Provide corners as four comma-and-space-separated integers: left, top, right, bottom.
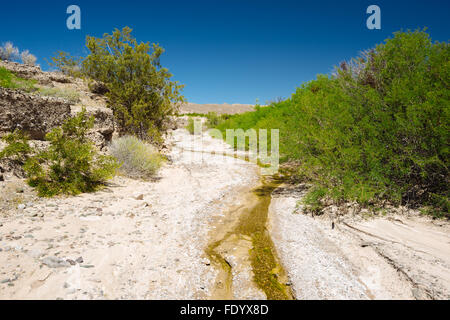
0, 61, 115, 149
0, 88, 71, 140
0, 61, 72, 85
71, 105, 115, 149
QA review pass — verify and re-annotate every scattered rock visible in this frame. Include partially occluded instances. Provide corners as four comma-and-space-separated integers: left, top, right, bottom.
17, 204, 26, 210
75, 257, 84, 264
41, 256, 71, 268
66, 259, 76, 266
134, 194, 144, 201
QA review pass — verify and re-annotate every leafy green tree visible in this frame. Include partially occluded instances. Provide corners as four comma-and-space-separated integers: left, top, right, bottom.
82, 27, 184, 144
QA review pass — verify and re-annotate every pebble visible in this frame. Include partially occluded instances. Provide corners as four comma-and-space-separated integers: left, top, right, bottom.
134, 194, 144, 201
17, 204, 26, 210
41, 256, 71, 268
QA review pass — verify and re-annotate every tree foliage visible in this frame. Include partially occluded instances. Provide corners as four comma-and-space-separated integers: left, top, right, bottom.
47, 51, 83, 77
82, 27, 184, 144
214, 30, 449, 217
0, 130, 32, 163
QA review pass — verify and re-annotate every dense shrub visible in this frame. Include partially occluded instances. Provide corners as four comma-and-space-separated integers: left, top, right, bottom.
82, 27, 184, 144
0, 130, 32, 163
23, 109, 119, 197
212, 30, 449, 217
110, 135, 164, 179
186, 117, 196, 135
205, 112, 220, 127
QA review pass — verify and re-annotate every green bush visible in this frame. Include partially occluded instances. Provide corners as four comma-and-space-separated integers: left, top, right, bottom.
212, 30, 449, 217
0, 130, 32, 163
205, 112, 220, 127
110, 135, 164, 179
23, 109, 119, 197
0, 67, 37, 92
47, 51, 83, 77
186, 117, 196, 135
82, 27, 184, 144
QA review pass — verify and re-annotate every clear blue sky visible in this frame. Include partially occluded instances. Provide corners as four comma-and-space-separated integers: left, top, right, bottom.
1, 0, 449, 104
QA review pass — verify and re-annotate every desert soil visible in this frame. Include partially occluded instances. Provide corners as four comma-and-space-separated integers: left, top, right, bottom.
1, 126, 449, 300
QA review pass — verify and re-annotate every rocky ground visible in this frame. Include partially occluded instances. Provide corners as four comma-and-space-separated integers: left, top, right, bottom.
0, 61, 114, 151
0, 128, 259, 299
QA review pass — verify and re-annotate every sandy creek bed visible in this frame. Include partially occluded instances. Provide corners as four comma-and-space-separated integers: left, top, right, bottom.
1, 128, 449, 300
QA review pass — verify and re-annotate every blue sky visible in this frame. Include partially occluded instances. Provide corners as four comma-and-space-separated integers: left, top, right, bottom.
1, 0, 449, 104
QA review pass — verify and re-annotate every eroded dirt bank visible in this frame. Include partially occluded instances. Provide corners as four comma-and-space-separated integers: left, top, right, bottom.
0, 128, 259, 299
268, 184, 450, 300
